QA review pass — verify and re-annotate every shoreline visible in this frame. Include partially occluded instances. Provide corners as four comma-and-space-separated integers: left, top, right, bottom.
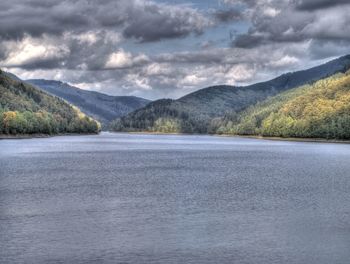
219, 134, 350, 144
2, 131, 350, 144
0, 132, 100, 140
109, 131, 350, 144
0, 134, 52, 140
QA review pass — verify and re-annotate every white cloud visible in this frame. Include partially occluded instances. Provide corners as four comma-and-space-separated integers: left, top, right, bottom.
179, 74, 207, 88
268, 55, 299, 68
105, 50, 133, 69
0, 35, 69, 67
104, 50, 149, 69
225, 64, 256, 85
263, 7, 280, 17
74, 32, 99, 45
125, 73, 152, 90
144, 63, 172, 76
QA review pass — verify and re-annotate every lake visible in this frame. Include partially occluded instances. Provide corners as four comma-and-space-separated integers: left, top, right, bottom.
1, 132, 350, 264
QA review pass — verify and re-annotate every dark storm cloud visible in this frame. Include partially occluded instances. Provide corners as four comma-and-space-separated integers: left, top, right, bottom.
17, 59, 64, 70
296, 0, 349, 11
0, 0, 210, 42
123, 3, 210, 42
0, 1, 91, 40
0, 0, 212, 72
231, 0, 350, 49
233, 34, 264, 48
213, 8, 243, 23
308, 39, 350, 60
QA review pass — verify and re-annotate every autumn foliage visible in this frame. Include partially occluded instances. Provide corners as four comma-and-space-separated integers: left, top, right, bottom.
217, 71, 350, 139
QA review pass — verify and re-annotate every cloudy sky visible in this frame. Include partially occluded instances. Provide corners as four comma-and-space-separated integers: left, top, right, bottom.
1, 0, 350, 99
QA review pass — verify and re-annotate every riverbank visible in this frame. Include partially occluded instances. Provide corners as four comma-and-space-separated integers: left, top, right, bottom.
0, 132, 100, 140
109, 131, 350, 144
0, 134, 51, 140
218, 134, 350, 144
3, 131, 350, 144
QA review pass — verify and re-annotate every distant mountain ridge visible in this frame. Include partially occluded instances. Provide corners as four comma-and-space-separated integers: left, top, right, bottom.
216, 70, 350, 139
111, 55, 350, 133
179, 55, 350, 116
27, 79, 151, 128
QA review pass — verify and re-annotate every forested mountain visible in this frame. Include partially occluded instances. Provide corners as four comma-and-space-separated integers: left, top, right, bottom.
27, 79, 150, 128
0, 69, 100, 136
216, 70, 350, 140
111, 55, 350, 133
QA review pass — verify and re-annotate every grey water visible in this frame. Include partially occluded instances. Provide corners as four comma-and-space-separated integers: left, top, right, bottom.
1, 132, 350, 264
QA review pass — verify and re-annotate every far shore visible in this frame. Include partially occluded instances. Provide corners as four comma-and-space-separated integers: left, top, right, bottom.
219, 134, 350, 144
0, 132, 100, 140
0, 134, 52, 140
2, 131, 350, 144
109, 131, 350, 144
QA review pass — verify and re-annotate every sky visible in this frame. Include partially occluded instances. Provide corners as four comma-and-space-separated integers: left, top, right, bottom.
1, 0, 350, 100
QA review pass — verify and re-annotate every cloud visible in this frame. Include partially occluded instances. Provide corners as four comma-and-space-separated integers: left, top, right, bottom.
267, 55, 299, 68
104, 50, 149, 69
220, 0, 258, 7
0, 31, 124, 70
122, 2, 212, 42
295, 0, 349, 11
0, 0, 211, 43
3, 37, 337, 100
231, 0, 350, 49
2, 0, 350, 100
0, 35, 69, 69
0, 0, 212, 72
224, 64, 256, 84
105, 51, 134, 69
213, 8, 243, 23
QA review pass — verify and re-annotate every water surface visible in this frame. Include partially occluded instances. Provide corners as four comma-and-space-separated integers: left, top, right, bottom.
1, 133, 350, 264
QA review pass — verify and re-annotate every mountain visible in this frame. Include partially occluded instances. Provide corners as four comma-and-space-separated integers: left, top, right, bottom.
216, 70, 350, 140
0, 69, 100, 136
26, 79, 150, 128
2, 71, 22, 81
111, 55, 350, 133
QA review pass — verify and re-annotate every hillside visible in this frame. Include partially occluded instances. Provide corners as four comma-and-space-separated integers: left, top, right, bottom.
111, 55, 350, 133
0, 70, 100, 136
27, 80, 150, 128
216, 70, 350, 140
